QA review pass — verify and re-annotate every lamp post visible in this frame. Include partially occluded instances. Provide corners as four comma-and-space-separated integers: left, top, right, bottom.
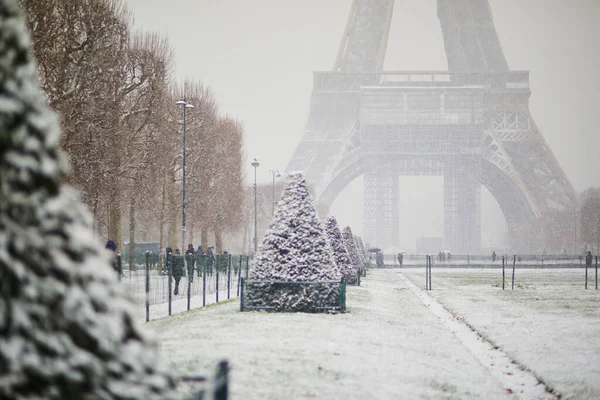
176, 99, 194, 253
268, 169, 280, 216
251, 158, 260, 254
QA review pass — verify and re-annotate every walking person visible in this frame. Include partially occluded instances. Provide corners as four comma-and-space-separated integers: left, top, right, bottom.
492, 251, 497, 262
586, 251, 593, 270
206, 246, 214, 276
172, 249, 184, 295
185, 243, 195, 283
397, 252, 403, 267
105, 240, 119, 274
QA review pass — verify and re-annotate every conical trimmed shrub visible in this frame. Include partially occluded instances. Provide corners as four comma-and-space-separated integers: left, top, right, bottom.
324, 215, 356, 285
0, 2, 177, 399
247, 173, 342, 312
342, 226, 361, 284
250, 172, 340, 282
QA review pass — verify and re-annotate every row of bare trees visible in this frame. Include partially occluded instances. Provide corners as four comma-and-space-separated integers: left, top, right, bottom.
21, 0, 246, 260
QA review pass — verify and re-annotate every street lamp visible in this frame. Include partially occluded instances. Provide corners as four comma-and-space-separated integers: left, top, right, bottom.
176, 99, 194, 253
251, 158, 260, 254
268, 169, 281, 216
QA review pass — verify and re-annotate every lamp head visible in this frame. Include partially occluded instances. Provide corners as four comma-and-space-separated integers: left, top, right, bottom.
251, 158, 260, 168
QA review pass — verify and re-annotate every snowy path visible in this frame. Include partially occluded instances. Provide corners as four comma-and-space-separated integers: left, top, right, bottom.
397, 273, 556, 399
401, 268, 600, 399
148, 269, 515, 399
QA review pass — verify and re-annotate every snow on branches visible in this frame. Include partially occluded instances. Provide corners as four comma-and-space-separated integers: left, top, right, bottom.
342, 226, 361, 285
0, 2, 178, 399
246, 173, 343, 312
250, 172, 340, 282
324, 215, 356, 285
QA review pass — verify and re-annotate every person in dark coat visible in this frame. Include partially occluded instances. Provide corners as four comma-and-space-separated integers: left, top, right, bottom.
161, 247, 173, 276
196, 245, 204, 255
171, 250, 185, 295
397, 252, 403, 267
206, 246, 214, 276
492, 251, 497, 262
105, 240, 118, 273
185, 244, 195, 255
185, 244, 195, 283
586, 251, 593, 269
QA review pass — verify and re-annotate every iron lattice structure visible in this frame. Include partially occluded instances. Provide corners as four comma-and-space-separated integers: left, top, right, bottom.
286, 0, 578, 253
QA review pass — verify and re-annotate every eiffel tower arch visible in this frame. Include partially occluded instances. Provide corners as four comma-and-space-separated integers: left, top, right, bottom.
286, 0, 578, 253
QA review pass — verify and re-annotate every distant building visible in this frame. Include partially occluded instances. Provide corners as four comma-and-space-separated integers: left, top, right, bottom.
416, 237, 443, 254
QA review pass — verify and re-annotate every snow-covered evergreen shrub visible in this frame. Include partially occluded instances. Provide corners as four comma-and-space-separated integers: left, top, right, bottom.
0, 2, 178, 398
355, 236, 371, 268
246, 172, 342, 312
342, 226, 361, 284
324, 215, 357, 285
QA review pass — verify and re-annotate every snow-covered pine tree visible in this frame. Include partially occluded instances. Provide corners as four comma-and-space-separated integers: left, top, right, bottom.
250, 172, 340, 282
247, 173, 342, 312
0, 2, 178, 399
342, 226, 361, 284
354, 236, 368, 268
324, 215, 356, 285
355, 236, 371, 268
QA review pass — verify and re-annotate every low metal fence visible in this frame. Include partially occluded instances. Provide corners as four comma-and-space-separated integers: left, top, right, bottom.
240, 279, 346, 313
115, 253, 252, 321
415, 254, 599, 291
383, 253, 592, 268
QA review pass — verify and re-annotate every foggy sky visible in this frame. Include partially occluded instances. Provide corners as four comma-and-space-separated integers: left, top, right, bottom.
124, 0, 600, 251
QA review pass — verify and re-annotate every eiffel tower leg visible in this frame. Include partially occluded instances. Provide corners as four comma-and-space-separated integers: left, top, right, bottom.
364, 170, 399, 250
444, 156, 481, 254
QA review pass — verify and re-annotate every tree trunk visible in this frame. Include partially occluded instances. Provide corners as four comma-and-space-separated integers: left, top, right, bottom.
129, 196, 136, 271
166, 171, 177, 250
158, 176, 166, 253
215, 229, 223, 254
201, 227, 208, 250
108, 191, 121, 253
188, 222, 194, 246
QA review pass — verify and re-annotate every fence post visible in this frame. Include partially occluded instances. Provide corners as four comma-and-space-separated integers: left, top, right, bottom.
202, 256, 207, 307
117, 254, 122, 282
429, 255, 432, 290
213, 360, 229, 400
145, 252, 150, 323
237, 256, 243, 296
245, 256, 250, 279
425, 255, 429, 290
512, 255, 516, 290
585, 257, 588, 290
216, 256, 219, 303
167, 253, 172, 316
187, 255, 192, 311
227, 254, 232, 299
240, 278, 245, 311
502, 256, 505, 290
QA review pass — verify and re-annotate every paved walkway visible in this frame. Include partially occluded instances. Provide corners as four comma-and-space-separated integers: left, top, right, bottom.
148, 269, 525, 399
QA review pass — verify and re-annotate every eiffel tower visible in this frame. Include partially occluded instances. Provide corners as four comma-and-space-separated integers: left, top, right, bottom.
286, 0, 578, 253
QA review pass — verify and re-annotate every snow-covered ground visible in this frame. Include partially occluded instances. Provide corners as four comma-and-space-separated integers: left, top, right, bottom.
146, 269, 552, 399
401, 268, 600, 399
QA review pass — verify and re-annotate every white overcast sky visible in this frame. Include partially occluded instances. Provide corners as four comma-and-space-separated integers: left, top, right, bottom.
124, 0, 600, 250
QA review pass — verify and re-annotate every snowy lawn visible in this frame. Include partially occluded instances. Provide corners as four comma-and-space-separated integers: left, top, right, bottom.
401, 268, 600, 399
148, 269, 513, 399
